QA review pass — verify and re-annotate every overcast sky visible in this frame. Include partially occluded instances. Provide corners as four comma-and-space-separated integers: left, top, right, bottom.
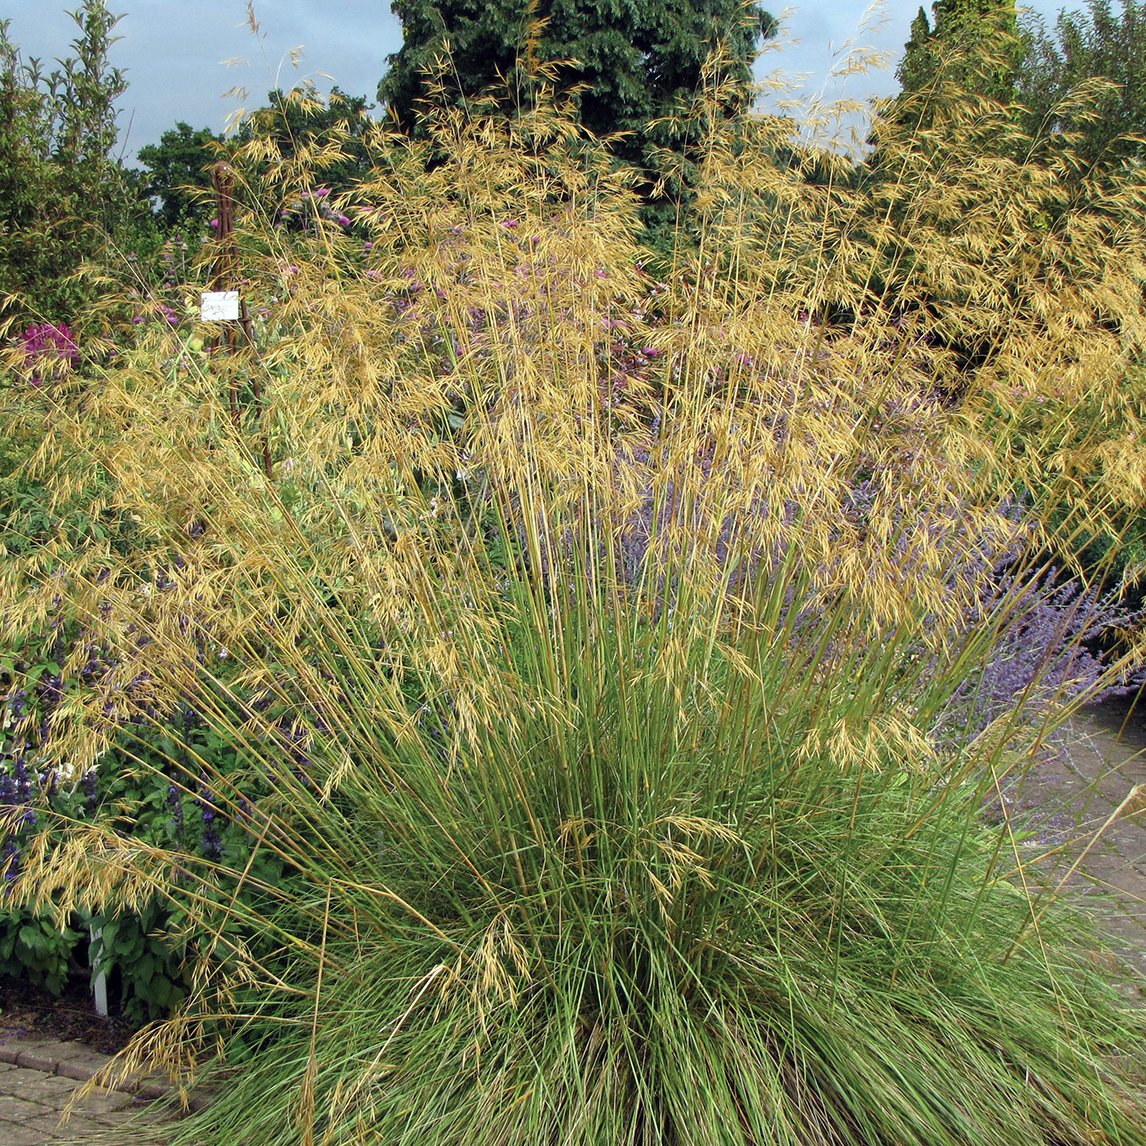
4, 1, 1064, 163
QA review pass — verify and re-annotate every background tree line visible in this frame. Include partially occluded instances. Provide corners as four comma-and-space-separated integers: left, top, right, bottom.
4, 0, 1146, 324
0, 3, 142, 323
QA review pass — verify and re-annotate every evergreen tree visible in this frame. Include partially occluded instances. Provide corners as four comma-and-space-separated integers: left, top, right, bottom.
1018, 0, 1146, 170
897, 0, 1022, 102
379, 0, 776, 174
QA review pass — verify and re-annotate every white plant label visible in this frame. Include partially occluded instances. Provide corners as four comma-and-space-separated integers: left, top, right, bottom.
200, 291, 240, 321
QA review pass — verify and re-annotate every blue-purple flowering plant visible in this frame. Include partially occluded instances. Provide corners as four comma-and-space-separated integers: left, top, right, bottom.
0, 590, 298, 1021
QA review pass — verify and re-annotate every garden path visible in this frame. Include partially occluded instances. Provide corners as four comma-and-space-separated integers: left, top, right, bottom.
0, 1034, 174, 1144
1014, 697, 1146, 998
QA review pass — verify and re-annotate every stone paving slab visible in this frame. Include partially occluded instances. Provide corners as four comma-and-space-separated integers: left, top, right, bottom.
0, 1032, 171, 1144
1028, 705, 1146, 999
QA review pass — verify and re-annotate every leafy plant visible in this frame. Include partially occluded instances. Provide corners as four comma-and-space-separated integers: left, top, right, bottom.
0, 908, 79, 995
0, 2, 158, 328
380, 0, 777, 159
896, 0, 1023, 103
1019, 0, 1146, 172
136, 121, 225, 232
0, 605, 293, 1023
89, 902, 186, 1021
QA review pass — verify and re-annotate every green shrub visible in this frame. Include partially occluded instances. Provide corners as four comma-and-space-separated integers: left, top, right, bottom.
0, 614, 294, 1022
88, 902, 185, 1021
0, 908, 79, 994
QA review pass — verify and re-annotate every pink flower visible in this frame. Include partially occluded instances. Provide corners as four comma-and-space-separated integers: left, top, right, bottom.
21, 321, 78, 385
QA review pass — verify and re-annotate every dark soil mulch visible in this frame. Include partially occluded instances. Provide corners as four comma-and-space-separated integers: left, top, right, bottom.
0, 973, 138, 1056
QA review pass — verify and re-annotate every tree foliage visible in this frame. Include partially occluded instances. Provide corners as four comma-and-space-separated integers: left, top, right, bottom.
378, 0, 776, 175
0, 2, 150, 326
236, 84, 377, 194
136, 121, 225, 231
897, 0, 1022, 102
136, 87, 376, 238
1019, 0, 1146, 171
0, 22, 57, 320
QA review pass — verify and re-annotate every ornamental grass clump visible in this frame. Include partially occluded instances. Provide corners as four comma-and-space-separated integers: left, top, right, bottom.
3, 62, 1146, 1146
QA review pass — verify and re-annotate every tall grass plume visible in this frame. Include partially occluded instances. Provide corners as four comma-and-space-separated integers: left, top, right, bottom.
3, 50, 1146, 1146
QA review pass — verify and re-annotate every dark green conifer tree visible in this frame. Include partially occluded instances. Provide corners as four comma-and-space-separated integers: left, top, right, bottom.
379, 0, 776, 175
897, 0, 1022, 101
1018, 0, 1146, 169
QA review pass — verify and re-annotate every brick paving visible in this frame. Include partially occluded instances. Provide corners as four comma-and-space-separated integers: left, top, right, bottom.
0, 1033, 171, 1145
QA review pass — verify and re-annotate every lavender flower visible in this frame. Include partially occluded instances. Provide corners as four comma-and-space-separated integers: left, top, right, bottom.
942, 568, 1140, 737
0, 756, 37, 886
82, 770, 99, 815
1, 838, 19, 884
168, 783, 186, 847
